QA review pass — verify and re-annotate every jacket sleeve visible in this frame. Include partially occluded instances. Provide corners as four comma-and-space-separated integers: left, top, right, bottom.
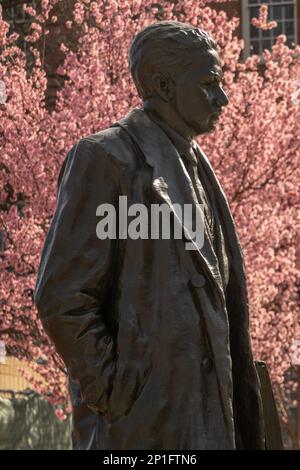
34, 137, 120, 415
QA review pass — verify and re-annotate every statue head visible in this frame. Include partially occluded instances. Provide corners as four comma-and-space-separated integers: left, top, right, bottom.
129, 21, 229, 137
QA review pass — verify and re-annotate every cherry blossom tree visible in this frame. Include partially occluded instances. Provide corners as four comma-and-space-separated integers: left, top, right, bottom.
0, 0, 299, 445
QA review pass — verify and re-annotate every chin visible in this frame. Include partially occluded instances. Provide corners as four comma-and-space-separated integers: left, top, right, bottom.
206, 125, 216, 134
191, 116, 218, 135
190, 123, 207, 137
204, 120, 218, 133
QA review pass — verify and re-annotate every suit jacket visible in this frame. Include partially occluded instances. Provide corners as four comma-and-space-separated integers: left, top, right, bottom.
34, 107, 265, 450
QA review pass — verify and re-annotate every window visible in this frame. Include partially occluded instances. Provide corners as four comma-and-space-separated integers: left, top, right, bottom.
2, 1, 37, 57
2, 1, 37, 24
242, 0, 298, 57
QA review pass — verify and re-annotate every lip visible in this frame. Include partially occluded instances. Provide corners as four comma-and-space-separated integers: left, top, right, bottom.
210, 112, 221, 120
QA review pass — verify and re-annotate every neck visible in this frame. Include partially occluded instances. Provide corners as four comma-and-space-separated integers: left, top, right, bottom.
143, 97, 196, 141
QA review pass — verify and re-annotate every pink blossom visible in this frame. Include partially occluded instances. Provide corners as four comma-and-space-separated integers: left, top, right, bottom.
0, 0, 299, 442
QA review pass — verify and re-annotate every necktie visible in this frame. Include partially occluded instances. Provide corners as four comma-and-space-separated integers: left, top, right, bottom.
181, 146, 215, 248
190, 144, 230, 290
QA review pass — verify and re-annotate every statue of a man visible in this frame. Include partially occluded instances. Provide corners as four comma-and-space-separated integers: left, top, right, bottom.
34, 21, 265, 450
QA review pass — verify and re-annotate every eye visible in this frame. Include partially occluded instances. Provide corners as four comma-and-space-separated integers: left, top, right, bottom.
200, 78, 219, 88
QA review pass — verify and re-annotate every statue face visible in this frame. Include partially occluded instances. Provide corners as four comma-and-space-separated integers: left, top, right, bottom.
172, 48, 229, 136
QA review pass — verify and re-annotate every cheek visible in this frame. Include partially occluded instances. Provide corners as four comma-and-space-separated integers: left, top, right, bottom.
178, 90, 199, 116
197, 87, 212, 110
191, 89, 212, 124
198, 86, 209, 100
176, 88, 194, 112
175, 86, 211, 122
188, 86, 211, 113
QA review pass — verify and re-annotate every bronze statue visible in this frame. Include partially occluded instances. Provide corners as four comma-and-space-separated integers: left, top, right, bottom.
34, 21, 266, 450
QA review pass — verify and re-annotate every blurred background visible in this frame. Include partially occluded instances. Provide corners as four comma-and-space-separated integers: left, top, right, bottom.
0, 0, 299, 450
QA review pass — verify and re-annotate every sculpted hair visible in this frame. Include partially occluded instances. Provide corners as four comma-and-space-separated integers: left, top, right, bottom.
129, 21, 217, 100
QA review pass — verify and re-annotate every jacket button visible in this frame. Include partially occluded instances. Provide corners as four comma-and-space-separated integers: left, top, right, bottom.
202, 357, 214, 373
191, 273, 206, 288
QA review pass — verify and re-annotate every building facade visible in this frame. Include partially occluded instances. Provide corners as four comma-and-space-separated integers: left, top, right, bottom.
212, 1, 299, 56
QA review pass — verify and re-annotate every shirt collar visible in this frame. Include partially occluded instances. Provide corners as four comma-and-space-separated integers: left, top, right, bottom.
143, 108, 196, 161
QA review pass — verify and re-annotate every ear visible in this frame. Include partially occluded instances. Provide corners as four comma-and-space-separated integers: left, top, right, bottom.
151, 73, 175, 102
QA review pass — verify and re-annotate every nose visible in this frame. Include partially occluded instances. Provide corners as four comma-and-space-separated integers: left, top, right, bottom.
216, 85, 229, 107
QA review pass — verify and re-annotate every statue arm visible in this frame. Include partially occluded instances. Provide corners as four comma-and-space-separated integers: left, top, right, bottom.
34, 137, 119, 415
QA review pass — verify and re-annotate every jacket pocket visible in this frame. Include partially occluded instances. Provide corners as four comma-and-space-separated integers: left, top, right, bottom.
105, 352, 152, 423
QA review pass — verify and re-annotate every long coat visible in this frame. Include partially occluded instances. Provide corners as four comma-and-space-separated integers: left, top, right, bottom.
34, 108, 265, 450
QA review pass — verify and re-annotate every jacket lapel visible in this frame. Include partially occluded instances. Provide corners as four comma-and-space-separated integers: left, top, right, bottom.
193, 142, 249, 308
114, 107, 224, 298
